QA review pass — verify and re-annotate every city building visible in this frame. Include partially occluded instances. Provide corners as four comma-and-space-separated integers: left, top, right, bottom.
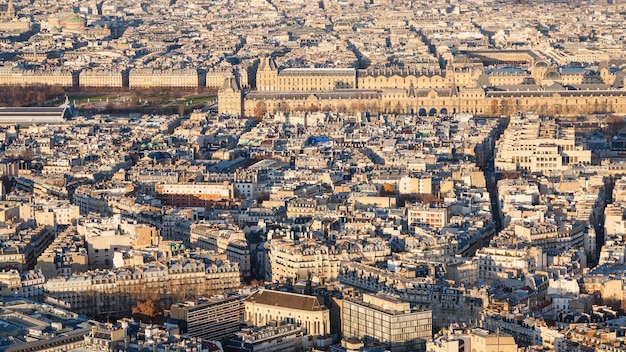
0, 66, 77, 87
264, 239, 341, 284
407, 204, 449, 229
224, 320, 309, 352
167, 294, 246, 341
155, 183, 233, 208
469, 328, 518, 352
128, 68, 199, 88
244, 289, 330, 338
0, 107, 72, 125
342, 293, 432, 352
495, 114, 592, 173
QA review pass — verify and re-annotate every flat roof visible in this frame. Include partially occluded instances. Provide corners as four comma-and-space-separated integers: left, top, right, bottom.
0, 106, 71, 124
0, 107, 67, 114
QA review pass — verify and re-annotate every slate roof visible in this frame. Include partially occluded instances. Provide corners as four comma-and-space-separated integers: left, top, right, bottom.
245, 289, 327, 311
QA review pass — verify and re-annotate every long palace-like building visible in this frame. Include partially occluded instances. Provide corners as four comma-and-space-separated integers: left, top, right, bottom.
219, 54, 626, 117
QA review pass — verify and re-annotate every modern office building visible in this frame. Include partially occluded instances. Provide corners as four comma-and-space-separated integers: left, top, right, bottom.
342, 293, 432, 352
167, 294, 245, 340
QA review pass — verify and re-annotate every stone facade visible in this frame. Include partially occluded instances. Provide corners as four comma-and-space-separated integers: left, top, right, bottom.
218, 56, 626, 118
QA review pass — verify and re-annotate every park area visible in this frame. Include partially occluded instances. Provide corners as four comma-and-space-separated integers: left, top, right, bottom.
0, 84, 216, 115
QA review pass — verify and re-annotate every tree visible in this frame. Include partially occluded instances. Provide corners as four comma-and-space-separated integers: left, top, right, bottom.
350, 102, 360, 114
255, 192, 271, 203
254, 100, 267, 121
0, 176, 11, 195
488, 100, 499, 114
380, 183, 395, 196
420, 193, 442, 204
554, 104, 564, 115
132, 299, 164, 324
502, 170, 521, 179
500, 99, 513, 116
277, 102, 291, 112
605, 115, 625, 138
371, 102, 380, 113
383, 101, 391, 113
393, 102, 403, 114
0, 84, 66, 107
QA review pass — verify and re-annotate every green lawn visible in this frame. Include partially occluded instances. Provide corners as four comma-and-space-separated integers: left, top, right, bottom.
180, 95, 215, 105
70, 95, 118, 104
44, 90, 215, 113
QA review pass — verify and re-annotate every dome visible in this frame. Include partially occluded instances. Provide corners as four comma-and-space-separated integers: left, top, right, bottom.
544, 71, 561, 80
534, 61, 549, 68
50, 26, 59, 32
67, 15, 86, 23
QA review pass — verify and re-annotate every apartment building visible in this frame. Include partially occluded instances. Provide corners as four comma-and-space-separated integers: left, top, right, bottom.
0, 225, 55, 271
155, 182, 233, 208
79, 68, 126, 87
44, 258, 241, 317
339, 262, 487, 329
0, 66, 77, 87
225, 320, 309, 352
398, 175, 433, 195
470, 328, 518, 352
407, 204, 449, 229
476, 246, 546, 283
495, 114, 591, 173
35, 228, 89, 279
265, 239, 341, 284
128, 68, 199, 88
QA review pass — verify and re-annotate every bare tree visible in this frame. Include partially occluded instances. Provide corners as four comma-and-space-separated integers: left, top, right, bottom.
254, 100, 267, 121
605, 115, 626, 138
